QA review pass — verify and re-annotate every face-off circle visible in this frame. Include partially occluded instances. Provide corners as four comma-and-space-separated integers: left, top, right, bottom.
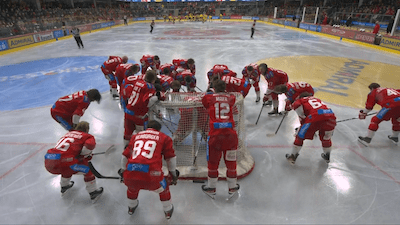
164, 29, 230, 36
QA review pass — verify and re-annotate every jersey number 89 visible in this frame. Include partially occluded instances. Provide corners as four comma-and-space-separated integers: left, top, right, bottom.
132, 140, 157, 160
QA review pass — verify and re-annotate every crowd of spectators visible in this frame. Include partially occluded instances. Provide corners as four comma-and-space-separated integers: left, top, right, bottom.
0, 0, 399, 38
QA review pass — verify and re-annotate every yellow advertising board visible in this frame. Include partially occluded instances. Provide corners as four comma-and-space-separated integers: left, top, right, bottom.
8, 35, 35, 49
380, 36, 400, 51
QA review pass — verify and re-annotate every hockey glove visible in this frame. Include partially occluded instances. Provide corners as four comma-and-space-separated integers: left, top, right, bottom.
284, 101, 292, 112
294, 127, 299, 137
167, 169, 180, 186
84, 154, 93, 161
263, 94, 270, 103
359, 110, 367, 120
118, 169, 125, 183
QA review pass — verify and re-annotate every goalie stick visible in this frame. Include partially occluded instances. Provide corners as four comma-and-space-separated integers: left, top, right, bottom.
88, 162, 119, 179
266, 112, 287, 137
92, 145, 116, 156
337, 112, 377, 123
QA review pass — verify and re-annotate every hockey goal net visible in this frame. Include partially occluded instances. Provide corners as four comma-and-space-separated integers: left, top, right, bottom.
149, 92, 254, 180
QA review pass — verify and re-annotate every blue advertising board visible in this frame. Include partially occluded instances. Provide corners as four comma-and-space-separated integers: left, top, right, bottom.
92, 23, 101, 30
53, 30, 64, 38
0, 40, 9, 51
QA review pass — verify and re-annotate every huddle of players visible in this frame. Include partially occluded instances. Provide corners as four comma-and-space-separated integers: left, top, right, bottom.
46, 53, 400, 219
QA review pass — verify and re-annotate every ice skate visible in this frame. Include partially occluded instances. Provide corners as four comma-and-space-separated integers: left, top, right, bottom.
112, 94, 119, 99
61, 181, 74, 196
201, 185, 216, 199
358, 136, 371, 146
268, 108, 281, 116
164, 204, 174, 219
263, 100, 272, 106
321, 153, 330, 163
285, 153, 299, 165
255, 96, 260, 103
228, 184, 240, 199
128, 200, 139, 215
89, 187, 104, 203
388, 135, 398, 145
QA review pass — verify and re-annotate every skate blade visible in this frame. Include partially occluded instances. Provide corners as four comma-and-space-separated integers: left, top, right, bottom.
357, 139, 369, 147
227, 191, 239, 200
91, 194, 103, 204
203, 192, 216, 199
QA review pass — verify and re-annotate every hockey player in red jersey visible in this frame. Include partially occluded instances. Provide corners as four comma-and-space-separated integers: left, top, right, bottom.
274, 82, 314, 112
123, 70, 162, 147
172, 58, 196, 75
201, 79, 240, 199
207, 64, 237, 84
140, 54, 160, 74
175, 69, 196, 92
119, 120, 178, 219
160, 63, 177, 79
157, 74, 175, 92
358, 83, 400, 146
44, 121, 104, 202
51, 89, 101, 131
115, 63, 140, 88
242, 63, 261, 102
101, 55, 128, 98
261, 64, 289, 115
285, 92, 336, 164
220, 73, 251, 98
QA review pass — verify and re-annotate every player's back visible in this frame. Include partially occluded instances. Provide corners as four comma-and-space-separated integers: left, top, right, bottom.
287, 82, 314, 102
140, 55, 154, 64
221, 76, 250, 97
47, 130, 94, 157
294, 96, 335, 122
124, 128, 174, 181
158, 75, 174, 92
103, 56, 123, 71
53, 91, 89, 114
115, 63, 132, 86
202, 93, 236, 135
121, 75, 145, 100
125, 79, 155, 116
370, 88, 400, 107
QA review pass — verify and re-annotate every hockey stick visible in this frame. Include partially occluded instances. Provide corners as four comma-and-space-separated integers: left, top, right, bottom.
195, 86, 203, 92
266, 112, 287, 137
337, 112, 377, 123
88, 162, 120, 179
152, 109, 175, 134
92, 145, 116, 156
192, 134, 205, 167
255, 102, 267, 125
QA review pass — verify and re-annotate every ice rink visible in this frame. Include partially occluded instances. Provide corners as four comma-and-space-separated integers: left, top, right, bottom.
1, 20, 400, 224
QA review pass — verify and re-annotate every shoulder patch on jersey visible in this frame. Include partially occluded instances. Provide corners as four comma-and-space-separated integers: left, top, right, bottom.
83, 95, 89, 103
